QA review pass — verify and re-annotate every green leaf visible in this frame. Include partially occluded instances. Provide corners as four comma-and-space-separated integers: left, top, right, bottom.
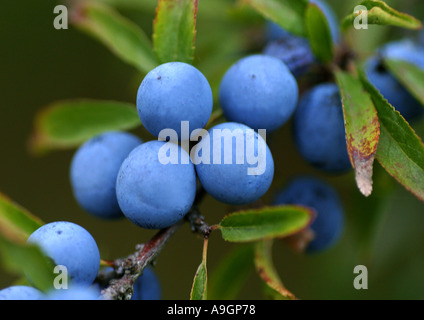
208, 245, 254, 300
342, 0, 422, 31
254, 240, 296, 300
0, 193, 43, 244
384, 59, 424, 108
190, 239, 208, 300
0, 238, 56, 292
335, 70, 380, 197
71, 2, 157, 74
153, 0, 198, 64
30, 99, 141, 155
305, 3, 334, 63
359, 68, 424, 202
0, 194, 54, 292
217, 205, 315, 243
243, 0, 309, 37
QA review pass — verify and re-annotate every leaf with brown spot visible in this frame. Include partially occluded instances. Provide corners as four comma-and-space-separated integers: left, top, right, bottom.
335, 70, 380, 197
359, 68, 424, 202
254, 240, 296, 300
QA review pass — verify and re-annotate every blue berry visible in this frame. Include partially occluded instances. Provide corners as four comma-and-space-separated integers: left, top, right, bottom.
27, 221, 100, 287
0, 286, 45, 300
70, 131, 142, 219
263, 36, 315, 77
116, 141, 197, 229
365, 54, 424, 122
380, 39, 424, 69
137, 62, 213, 139
274, 176, 344, 253
132, 267, 161, 300
48, 285, 101, 300
194, 122, 274, 205
219, 55, 298, 131
293, 83, 351, 173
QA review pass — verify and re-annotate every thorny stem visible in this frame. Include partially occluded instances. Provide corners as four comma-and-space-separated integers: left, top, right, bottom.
99, 189, 212, 300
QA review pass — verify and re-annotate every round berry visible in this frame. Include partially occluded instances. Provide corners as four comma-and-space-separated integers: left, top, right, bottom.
380, 39, 424, 69
70, 131, 142, 219
293, 83, 351, 173
194, 122, 274, 205
131, 267, 161, 300
116, 141, 197, 229
0, 286, 45, 300
274, 176, 344, 253
27, 221, 100, 287
263, 36, 315, 77
137, 62, 213, 139
219, 55, 298, 131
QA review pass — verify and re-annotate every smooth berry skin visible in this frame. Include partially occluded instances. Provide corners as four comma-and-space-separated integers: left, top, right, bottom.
219, 55, 298, 131
137, 62, 213, 139
194, 122, 274, 206
365, 55, 424, 122
263, 36, 315, 77
0, 286, 45, 300
70, 131, 142, 219
116, 141, 197, 229
48, 285, 100, 300
131, 267, 161, 300
293, 83, 351, 173
380, 39, 424, 69
27, 221, 100, 287
274, 176, 344, 253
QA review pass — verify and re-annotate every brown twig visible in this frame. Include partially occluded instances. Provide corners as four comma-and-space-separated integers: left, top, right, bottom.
99, 188, 213, 300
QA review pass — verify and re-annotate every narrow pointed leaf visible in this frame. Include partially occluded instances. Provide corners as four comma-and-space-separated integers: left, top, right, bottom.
71, 2, 158, 74
335, 70, 380, 196
190, 239, 208, 300
218, 206, 315, 243
153, 0, 198, 64
359, 69, 424, 202
255, 240, 296, 300
0, 193, 43, 244
342, 0, 422, 31
0, 194, 54, 292
305, 3, 334, 63
243, 0, 309, 37
384, 59, 424, 107
208, 245, 254, 300
0, 238, 56, 292
30, 99, 141, 155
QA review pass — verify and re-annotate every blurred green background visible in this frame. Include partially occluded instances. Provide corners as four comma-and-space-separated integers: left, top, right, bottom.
1, 0, 424, 300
